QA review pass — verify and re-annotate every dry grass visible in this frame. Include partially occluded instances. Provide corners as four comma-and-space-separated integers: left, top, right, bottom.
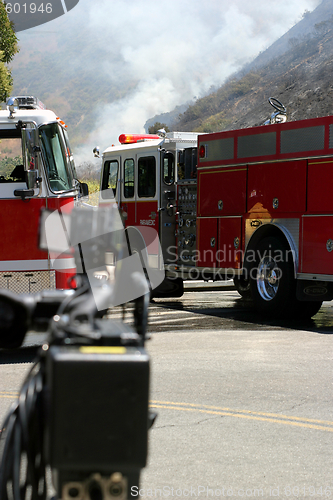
81, 179, 100, 206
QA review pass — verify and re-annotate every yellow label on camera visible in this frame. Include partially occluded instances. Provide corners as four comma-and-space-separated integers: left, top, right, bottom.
79, 346, 127, 354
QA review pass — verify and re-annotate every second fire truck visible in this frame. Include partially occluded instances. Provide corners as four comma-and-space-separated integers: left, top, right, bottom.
0, 95, 87, 294
98, 101, 333, 318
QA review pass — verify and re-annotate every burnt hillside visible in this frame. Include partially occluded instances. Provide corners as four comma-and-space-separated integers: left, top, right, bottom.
171, 0, 333, 133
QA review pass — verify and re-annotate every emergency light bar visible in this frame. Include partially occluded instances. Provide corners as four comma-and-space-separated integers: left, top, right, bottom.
56, 117, 68, 128
119, 133, 161, 144
8, 95, 46, 110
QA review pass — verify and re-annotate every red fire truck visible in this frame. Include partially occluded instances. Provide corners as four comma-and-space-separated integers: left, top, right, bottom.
0, 96, 85, 293
99, 103, 333, 318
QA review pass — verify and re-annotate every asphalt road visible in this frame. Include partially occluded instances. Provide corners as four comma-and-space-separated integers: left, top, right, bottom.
0, 286, 332, 500
141, 289, 333, 500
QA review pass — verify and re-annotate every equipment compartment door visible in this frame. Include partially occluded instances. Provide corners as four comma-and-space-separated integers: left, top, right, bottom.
307, 159, 333, 213
301, 215, 333, 275
198, 167, 247, 217
248, 160, 306, 214
196, 217, 218, 268
218, 217, 242, 270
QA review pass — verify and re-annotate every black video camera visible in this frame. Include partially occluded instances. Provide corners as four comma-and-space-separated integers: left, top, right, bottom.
0, 204, 155, 500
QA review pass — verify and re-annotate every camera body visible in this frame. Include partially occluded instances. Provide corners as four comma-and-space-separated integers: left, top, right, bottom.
44, 343, 150, 500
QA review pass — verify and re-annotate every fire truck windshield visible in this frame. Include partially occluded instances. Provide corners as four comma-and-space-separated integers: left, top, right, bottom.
39, 123, 74, 192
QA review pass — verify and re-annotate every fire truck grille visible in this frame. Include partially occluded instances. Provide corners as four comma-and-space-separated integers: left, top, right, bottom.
0, 271, 56, 294
280, 125, 325, 154
329, 125, 333, 149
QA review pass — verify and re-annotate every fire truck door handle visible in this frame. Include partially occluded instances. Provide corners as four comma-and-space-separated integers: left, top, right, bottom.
14, 189, 34, 200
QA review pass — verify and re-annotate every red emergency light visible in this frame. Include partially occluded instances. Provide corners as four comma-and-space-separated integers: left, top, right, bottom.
199, 145, 206, 158
119, 133, 161, 144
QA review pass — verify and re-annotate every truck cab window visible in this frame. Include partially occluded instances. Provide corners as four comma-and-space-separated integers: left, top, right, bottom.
138, 156, 156, 198
163, 152, 174, 185
178, 147, 197, 180
124, 158, 134, 198
39, 123, 72, 192
185, 148, 197, 179
0, 134, 24, 182
101, 159, 118, 199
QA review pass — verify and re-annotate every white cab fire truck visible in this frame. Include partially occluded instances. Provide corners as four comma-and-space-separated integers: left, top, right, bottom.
97, 131, 198, 298
98, 101, 333, 318
0, 96, 86, 293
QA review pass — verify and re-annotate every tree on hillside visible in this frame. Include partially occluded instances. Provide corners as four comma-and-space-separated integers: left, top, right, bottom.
148, 122, 170, 134
0, 3, 18, 103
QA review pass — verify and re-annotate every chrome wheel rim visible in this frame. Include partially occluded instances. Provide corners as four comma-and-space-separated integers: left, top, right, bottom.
256, 256, 280, 301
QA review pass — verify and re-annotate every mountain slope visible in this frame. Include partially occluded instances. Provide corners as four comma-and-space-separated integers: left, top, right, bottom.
170, 0, 333, 132
243, 0, 333, 70
7, 0, 331, 149
8, 15, 138, 148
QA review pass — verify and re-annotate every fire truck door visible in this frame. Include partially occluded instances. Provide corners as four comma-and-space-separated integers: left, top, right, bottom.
135, 152, 159, 229
100, 155, 121, 205
159, 151, 176, 264
120, 157, 135, 225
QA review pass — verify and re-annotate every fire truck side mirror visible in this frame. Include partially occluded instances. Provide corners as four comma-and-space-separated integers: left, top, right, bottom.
93, 146, 100, 158
80, 182, 89, 197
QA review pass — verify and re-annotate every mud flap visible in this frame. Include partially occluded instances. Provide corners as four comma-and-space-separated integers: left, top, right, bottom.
296, 280, 333, 301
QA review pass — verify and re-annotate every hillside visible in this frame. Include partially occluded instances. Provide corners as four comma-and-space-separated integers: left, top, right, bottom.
7, 0, 332, 152
169, 0, 333, 132
8, 15, 138, 149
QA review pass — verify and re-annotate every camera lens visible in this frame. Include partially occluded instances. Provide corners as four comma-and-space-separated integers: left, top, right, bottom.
68, 487, 80, 498
109, 483, 123, 497
63, 483, 84, 500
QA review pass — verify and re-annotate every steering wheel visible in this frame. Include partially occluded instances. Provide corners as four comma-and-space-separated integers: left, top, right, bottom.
49, 173, 67, 184
269, 97, 286, 115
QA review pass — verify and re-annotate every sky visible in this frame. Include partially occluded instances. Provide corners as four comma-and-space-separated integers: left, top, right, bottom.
17, 0, 323, 158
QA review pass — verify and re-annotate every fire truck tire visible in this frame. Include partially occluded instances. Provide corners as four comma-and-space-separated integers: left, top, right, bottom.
294, 300, 323, 318
151, 277, 184, 299
134, 292, 150, 339
233, 276, 252, 299
0, 316, 27, 349
250, 236, 296, 318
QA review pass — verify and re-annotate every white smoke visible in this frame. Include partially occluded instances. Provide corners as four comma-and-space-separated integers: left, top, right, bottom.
71, 0, 321, 159
20, 0, 318, 162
